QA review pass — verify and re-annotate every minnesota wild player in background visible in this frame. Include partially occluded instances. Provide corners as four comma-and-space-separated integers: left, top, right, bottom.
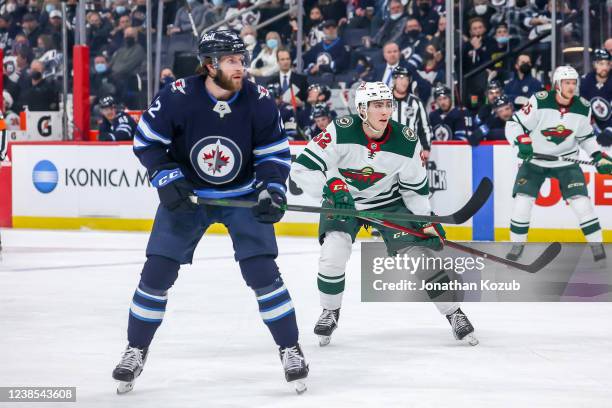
505, 66, 612, 262
291, 82, 478, 347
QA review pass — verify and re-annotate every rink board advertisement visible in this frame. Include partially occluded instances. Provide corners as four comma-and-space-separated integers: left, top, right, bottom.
2, 142, 611, 241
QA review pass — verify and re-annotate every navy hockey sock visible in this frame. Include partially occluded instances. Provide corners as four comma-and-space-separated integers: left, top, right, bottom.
128, 255, 179, 348
240, 256, 299, 348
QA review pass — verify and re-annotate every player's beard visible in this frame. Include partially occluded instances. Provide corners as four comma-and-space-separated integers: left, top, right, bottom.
212, 68, 243, 92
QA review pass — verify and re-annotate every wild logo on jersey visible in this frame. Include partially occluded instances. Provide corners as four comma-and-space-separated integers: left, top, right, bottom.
339, 167, 386, 191
190, 136, 243, 185
541, 125, 573, 145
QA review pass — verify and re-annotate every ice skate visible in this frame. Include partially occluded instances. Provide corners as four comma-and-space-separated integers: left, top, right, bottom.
314, 308, 340, 346
590, 243, 606, 262
112, 345, 148, 394
447, 308, 479, 346
506, 244, 524, 261
279, 344, 309, 394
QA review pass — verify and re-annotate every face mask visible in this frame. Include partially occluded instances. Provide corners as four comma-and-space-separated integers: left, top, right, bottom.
355, 64, 366, 74
390, 12, 403, 20
45, 4, 54, 13
115, 5, 126, 14
243, 34, 255, 45
212, 0, 223, 6
125, 36, 136, 46
31, 71, 42, 81
266, 39, 278, 49
515, 0, 526, 6
95, 63, 107, 73
496, 36, 509, 44
475, 4, 487, 15
519, 62, 531, 74
407, 29, 420, 38
323, 33, 337, 41
7, 3, 16, 13
162, 76, 175, 85
418, 3, 431, 12
186, 0, 196, 3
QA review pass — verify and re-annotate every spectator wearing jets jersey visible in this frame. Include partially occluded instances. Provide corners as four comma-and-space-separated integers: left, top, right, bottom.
429, 84, 468, 141
302, 19, 350, 76
469, 95, 513, 145
304, 102, 333, 140
391, 66, 432, 161
580, 49, 612, 147
98, 96, 137, 142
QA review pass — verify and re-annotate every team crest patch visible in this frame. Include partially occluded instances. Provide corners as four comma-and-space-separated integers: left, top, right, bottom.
336, 116, 353, 128
257, 85, 269, 99
541, 125, 573, 145
517, 178, 527, 185
190, 136, 242, 184
171, 79, 186, 94
579, 96, 590, 107
591, 96, 611, 121
535, 91, 548, 100
433, 125, 452, 141
402, 127, 417, 141
339, 167, 386, 191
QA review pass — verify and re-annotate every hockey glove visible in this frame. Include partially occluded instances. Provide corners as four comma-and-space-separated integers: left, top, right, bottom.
416, 222, 446, 251
149, 163, 196, 211
322, 177, 355, 221
515, 134, 533, 161
592, 151, 612, 175
252, 182, 287, 224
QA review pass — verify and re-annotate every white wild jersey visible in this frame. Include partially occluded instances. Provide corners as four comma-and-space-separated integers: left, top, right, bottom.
505, 90, 599, 168
291, 115, 431, 214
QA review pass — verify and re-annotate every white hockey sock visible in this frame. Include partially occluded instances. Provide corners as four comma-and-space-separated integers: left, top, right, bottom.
568, 196, 603, 242
510, 194, 535, 243
318, 231, 353, 310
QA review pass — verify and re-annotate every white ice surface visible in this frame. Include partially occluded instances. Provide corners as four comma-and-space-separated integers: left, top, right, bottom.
0, 229, 610, 408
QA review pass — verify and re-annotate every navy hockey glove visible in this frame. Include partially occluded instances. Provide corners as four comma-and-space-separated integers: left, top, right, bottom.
149, 164, 196, 211
252, 182, 287, 224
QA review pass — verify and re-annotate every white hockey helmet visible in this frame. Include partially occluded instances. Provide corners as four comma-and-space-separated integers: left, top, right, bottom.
354, 81, 393, 120
552, 65, 580, 92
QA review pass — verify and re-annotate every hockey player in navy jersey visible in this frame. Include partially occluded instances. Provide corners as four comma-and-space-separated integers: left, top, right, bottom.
429, 85, 468, 141
98, 96, 137, 141
580, 49, 612, 147
112, 30, 309, 394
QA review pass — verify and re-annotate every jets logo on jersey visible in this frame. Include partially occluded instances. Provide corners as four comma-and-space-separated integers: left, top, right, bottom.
433, 125, 452, 141
171, 79, 186, 94
339, 167, 386, 191
591, 96, 611, 121
541, 125, 573, 145
190, 136, 242, 184
257, 85, 269, 100
316, 52, 332, 66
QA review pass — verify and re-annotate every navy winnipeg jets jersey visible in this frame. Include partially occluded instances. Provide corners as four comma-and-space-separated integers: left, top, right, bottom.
133, 76, 290, 198
429, 108, 467, 141
580, 72, 612, 131
99, 111, 137, 141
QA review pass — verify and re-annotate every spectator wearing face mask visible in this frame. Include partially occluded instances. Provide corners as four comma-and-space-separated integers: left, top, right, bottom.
411, 0, 439, 36
398, 17, 428, 62
300, 5, 325, 49
488, 23, 516, 79
159, 68, 176, 90
109, 27, 145, 80
111, 0, 130, 20
466, 0, 496, 31
303, 19, 349, 75
249, 31, 282, 78
90, 54, 117, 105
371, 0, 408, 47
109, 14, 131, 55
86, 11, 113, 56
17, 59, 59, 112
503, 54, 543, 107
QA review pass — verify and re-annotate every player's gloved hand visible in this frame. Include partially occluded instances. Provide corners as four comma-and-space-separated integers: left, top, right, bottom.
252, 182, 287, 224
323, 177, 355, 221
515, 134, 533, 161
149, 163, 197, 211
592, 151, 612, 175
416, 222, 446, 251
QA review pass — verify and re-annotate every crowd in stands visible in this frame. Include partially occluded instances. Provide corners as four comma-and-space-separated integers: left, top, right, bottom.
0, 0, 610, 146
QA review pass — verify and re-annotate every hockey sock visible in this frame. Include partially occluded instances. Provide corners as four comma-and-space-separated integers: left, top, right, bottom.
568, 196, 603, 242
510, 194, 535, 242
240, 256, 298, 348
128, 255, 179, 348
318, 231, 352, 310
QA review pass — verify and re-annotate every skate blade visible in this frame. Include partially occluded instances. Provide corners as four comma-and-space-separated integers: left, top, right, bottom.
116, 381, 135, 394
291, 379, 307, 395
318, 335, 331, 347
463, 333, 479, 346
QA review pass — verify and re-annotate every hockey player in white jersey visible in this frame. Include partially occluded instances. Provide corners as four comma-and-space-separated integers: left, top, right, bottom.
291, 82, 478, 347
505, 66, 612, 261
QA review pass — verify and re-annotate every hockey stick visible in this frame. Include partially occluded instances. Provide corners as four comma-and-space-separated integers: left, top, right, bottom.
192, 177, 493, 225
338, 82, 353, 115
532, 153, 596, 167
184, 0, 200, 38
361, 216, 562, 274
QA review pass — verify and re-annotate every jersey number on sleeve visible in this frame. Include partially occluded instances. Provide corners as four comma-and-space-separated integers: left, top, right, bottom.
147, 99, 162, 118
313, 131, 331, 149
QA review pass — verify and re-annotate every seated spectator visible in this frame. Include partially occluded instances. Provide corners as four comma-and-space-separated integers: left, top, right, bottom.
17, 59, 59, 111
90, 54, 117, 105
159, 68, 176, 90
470, 95, 513, 145
462, 17, 495, 111
36, 34, 62, 79
168, 0, 211, 36
304, 102, 333, 139
371, 0, 407, 47
318, 0, 347, 24
346, 1, 375, 30
239, 26, 261, 62
398, 17, 428, 61
22, 13, 45, 48
108, 14, 131, 55
249, 31, 281, 78
503, 54, 543, 107
488, 23, 516, 80
465, 0, 496, 32
412, 0, 439, 36
303, 20, 349, 75
267, 48, 308, 107
267, 82, 300, 140
475, 80, 503, 127
225, 0, 261, 32
302, 5, 325, 49
98, 96, 136, 141
109, 27, 145, 80
429, 84, 467, 141
0, 14, 14, 50
87, 11, 113, 56
370, 41, 407, 86
47, 9, 64, 49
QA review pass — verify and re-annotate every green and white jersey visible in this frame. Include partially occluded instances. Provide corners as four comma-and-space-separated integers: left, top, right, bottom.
291, 114, 431, 214
505, 90, 599, 168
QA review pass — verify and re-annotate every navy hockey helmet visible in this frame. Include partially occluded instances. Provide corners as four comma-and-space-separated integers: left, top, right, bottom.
593, 48, 611, 62
99, 95, 116, 109
392, 66, 411, 78
433, 84, 451, 99
198, 29, 249, 67
487, 80, 503, 91
493, 95, 511, 109
308, 83, 331, 102
311, 102, 331, 119
267, 83, 283, 99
